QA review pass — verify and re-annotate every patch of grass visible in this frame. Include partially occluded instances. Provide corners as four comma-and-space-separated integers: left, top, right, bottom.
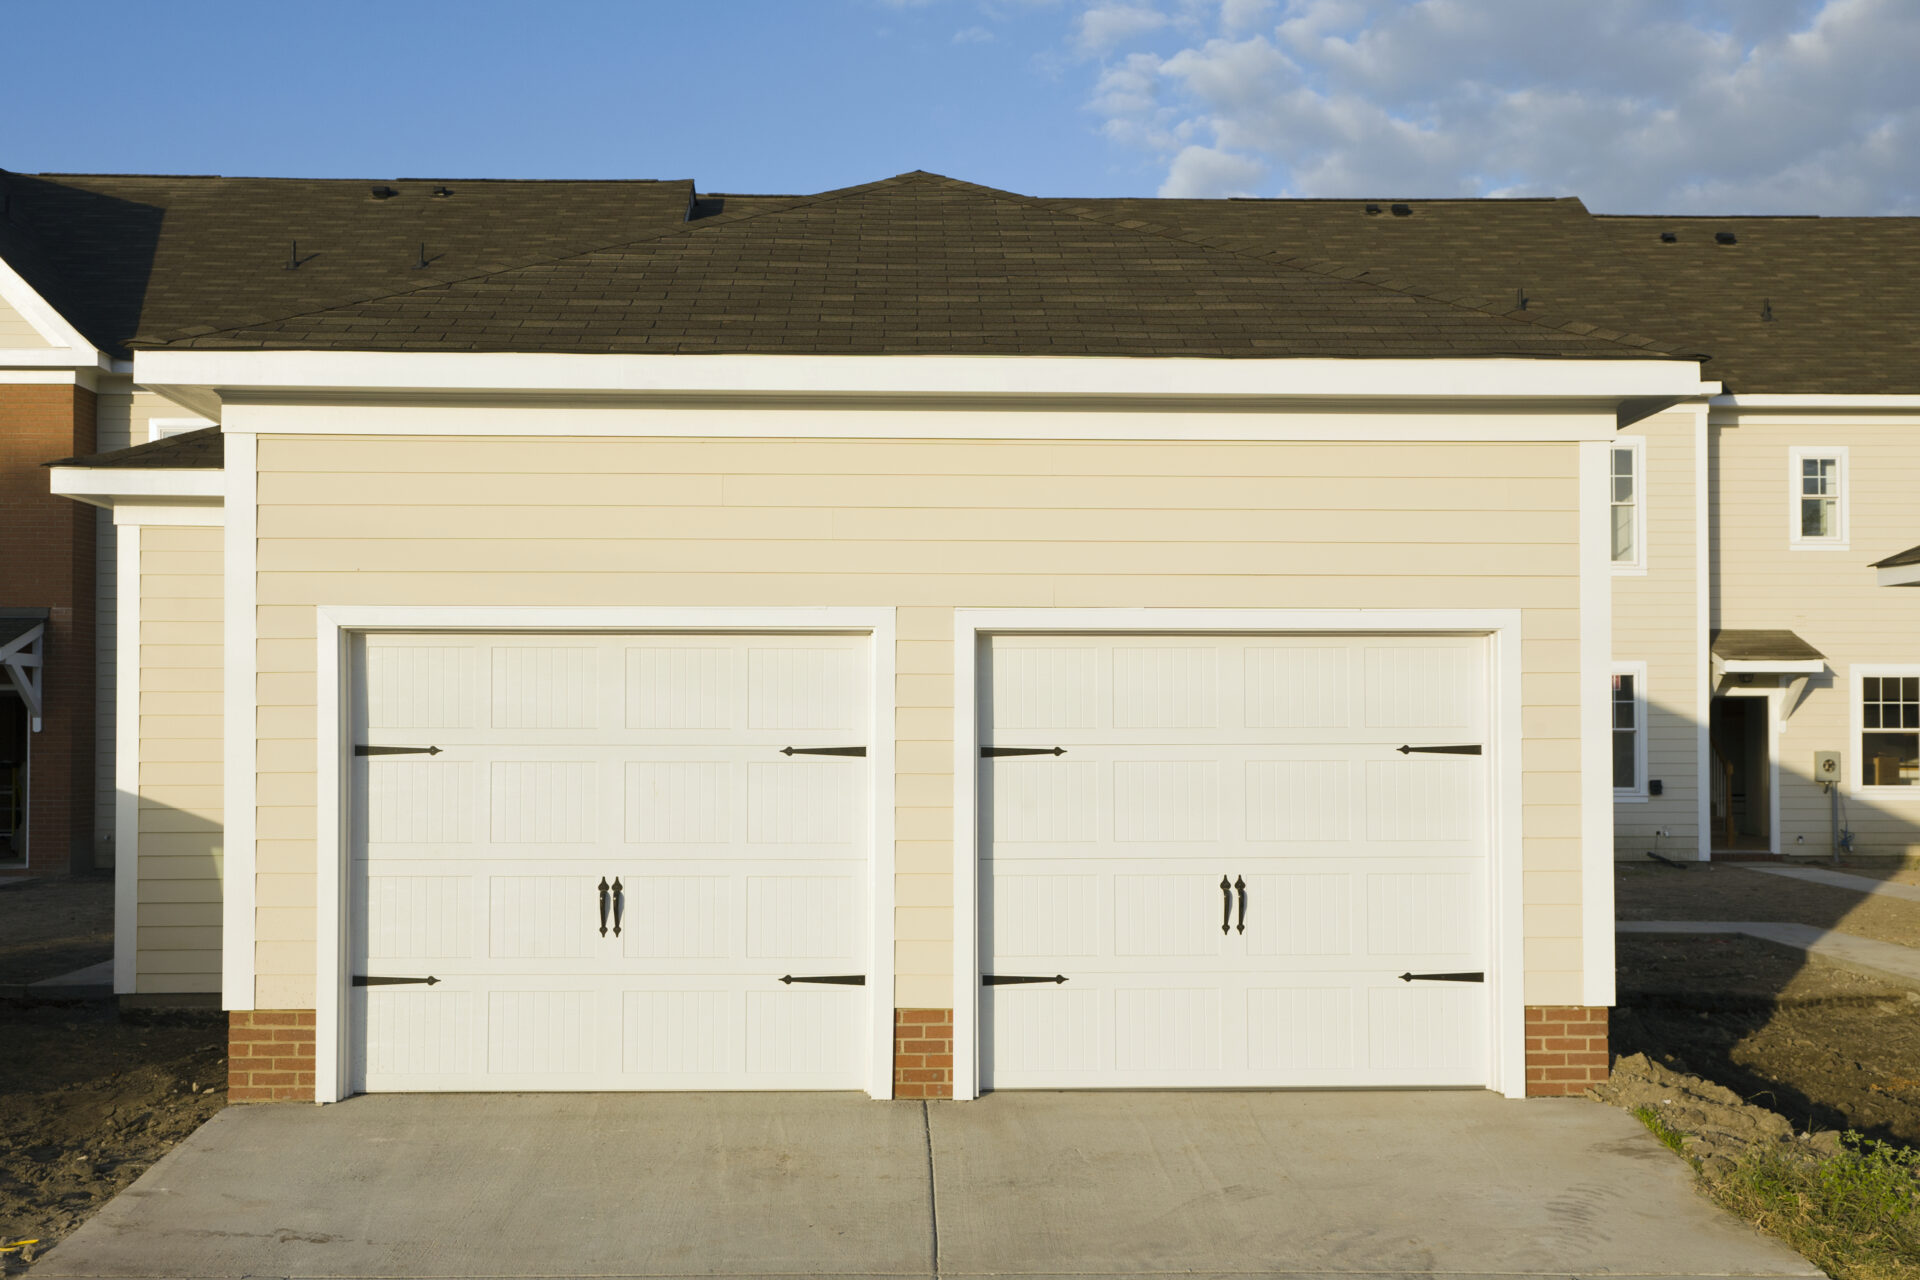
1708, 1133, 1920, 1280
1632, 1104, 1693, 1159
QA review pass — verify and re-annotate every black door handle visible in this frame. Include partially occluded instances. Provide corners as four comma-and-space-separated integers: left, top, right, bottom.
1220, 875, 1231, 935
1234, 876, 1247, 934
598, 877, 610, 937
611, 877, 625, 938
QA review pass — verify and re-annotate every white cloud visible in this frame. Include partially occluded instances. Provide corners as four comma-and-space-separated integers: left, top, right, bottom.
1077, 4, 1170, 54
1077, 0, 1920, 212
954, 24, 995, 42
1160, 144, 1266, 195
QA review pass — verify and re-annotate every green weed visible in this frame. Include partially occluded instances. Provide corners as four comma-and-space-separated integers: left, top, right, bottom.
1708, 1133, 1920, 1280
1632, 1104, 1692, 1159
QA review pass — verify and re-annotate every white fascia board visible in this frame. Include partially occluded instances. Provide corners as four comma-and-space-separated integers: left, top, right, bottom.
0, 255, 101, 359
49, 468, 226, 506
1713, 394, 1920, 411
0, 348, 109, 371
137, 350, 1711, 403
1876, 564, 1920, 587
1720, 658, 1826, 675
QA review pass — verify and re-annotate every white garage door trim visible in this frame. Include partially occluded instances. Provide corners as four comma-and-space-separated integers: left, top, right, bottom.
952, 608, 1527, 1100
314, 606, 897, 1104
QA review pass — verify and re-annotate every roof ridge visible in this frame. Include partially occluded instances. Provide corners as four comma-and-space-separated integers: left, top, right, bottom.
129, 172, 942, 349
1042, 199, 1690, 357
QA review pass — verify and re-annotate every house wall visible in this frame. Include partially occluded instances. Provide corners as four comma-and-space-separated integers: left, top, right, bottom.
234, 429, 1596, 1015
1612, 409, 1702, 858
136, 523, 224, 992
0, 295, 51, 347
1713, 410, 1920, 857
0, 382, 96, 875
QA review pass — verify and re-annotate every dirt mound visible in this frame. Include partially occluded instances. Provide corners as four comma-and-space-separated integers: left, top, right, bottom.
1591, 1052, 1843, 1175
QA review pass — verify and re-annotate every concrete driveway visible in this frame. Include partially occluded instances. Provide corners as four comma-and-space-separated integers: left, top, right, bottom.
37, 1091, 1816, 1280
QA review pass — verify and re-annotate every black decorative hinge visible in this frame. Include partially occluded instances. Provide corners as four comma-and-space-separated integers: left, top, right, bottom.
356, 744, 443, 756
983, 974, 1068, 985
1397, 971, 1484, 983
354, 975, 440, 986
1395, 744, 1481, 755
781, 746, 866, 757
982, 747, 1065, 757
779, 974, 866, 985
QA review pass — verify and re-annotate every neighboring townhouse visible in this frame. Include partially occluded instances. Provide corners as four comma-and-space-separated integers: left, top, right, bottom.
7, 165, 1912, 1108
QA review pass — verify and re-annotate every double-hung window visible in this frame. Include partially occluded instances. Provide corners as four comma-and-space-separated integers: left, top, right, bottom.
1859, 669, 1920, 788
1612, 662, 1648, 798
1609, 439, 1645, 573
1789, 446, 1848, 550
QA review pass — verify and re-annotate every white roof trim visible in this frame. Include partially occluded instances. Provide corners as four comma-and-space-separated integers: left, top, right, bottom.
0, 253, 101, 364
48, 467, 225, 507
1713, 394, 1920, 411
1877, 563, 1920, 587
1719, 658, 1826, 675
135, 350, 1714, 403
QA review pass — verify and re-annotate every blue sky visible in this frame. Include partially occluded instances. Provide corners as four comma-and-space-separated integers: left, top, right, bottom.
4, 1, 1915, 212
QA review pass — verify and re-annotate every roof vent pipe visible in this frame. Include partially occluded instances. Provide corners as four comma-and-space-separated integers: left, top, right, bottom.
1390, 202, 1412, 216
1761, 299, 1774, 321
1515, 288, 1528, 311
1660, 231, 1677, 243
371, 185, 399, 200
1364, 203, 1381, 215
1716, 230, 1738, 245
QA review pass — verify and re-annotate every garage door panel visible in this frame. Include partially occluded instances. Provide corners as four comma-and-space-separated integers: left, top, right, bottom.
982, 632, 1491, 1091
352, 631, 871, 1094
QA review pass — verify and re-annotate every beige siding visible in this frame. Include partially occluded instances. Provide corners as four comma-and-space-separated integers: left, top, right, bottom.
1714, 414, 1920, 856
138, 525, 223, 993
1612, 410, 1702, 856
0, 292, 51, 346
252, 433, 1591, 1010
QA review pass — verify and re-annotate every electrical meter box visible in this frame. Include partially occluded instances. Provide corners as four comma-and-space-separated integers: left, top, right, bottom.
1814, 750, 1843, 784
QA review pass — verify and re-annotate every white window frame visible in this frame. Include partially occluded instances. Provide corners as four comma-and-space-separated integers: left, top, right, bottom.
148, 416, 213, 442
1850, 664, 1920, 795
1612, 661, 1649, 801
1788, 445, 1849, 550
1608, 437, 1646, 575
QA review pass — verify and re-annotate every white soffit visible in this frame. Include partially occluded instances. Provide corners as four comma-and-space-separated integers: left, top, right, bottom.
135, 350, 1713, 438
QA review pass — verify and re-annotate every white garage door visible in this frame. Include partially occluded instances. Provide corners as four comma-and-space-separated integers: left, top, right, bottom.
981, 634, 1490, 1089
348, 632, 871, 1092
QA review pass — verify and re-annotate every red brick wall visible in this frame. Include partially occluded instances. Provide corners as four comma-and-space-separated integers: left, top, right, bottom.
228, 1011, 316, 1102
0, 384, 96, 876
894, 1007, 953, 1099
1525, 1005, 1611, 1096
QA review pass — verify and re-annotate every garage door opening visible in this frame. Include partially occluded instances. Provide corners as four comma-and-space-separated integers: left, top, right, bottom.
345, 631, 877, 1093
977, 632, 1494, 1090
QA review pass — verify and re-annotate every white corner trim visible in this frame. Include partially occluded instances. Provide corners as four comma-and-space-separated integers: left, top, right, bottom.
112, 525, 141, 994
50, 468, 225, 503
138, 349, 1714, 402
1578, 440, 1616, 1007
948, 606, 1530, 1101
221, 433, 258, 1011
310, 604, 898, 1105
1787, 445, 1849, 552
0, 254, 100, 358
1694, 404, 1712, 861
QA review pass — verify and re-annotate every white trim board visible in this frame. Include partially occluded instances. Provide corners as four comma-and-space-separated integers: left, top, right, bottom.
948, 607, 1532, 1101
50, 468, 225, 505
1577, 440, 1616, 1006
1694, 403, 1712, 861
141, 350, 1714, 402
221, 433, 257, 1010
309, 604, 898, 1105
0, 253, 101, 360
112, 525, 141, 994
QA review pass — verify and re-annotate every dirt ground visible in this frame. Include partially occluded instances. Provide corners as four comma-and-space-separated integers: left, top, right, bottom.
1616, 863, 1920, 1150
1618, 861, 1920, 949
0, 879, 225, 1271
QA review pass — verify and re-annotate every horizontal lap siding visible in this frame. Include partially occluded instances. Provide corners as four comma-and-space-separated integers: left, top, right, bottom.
1715, 416, 1920, 855
1614, 411, 1701, 854
252, 434, 1586, 1010
138, 525, 223, 993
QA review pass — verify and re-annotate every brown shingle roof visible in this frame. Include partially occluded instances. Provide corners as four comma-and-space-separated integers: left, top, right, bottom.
45, 426, 223, 469
1044, 196, 1920, 392
133, 173, 1679, 360
0, 172, 695, 356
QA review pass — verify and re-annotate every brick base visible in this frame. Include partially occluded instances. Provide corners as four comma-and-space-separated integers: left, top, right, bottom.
229, 1010, 316, 1102
1525, 1005, 1610, 1096
894, 1008, 953, 1099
